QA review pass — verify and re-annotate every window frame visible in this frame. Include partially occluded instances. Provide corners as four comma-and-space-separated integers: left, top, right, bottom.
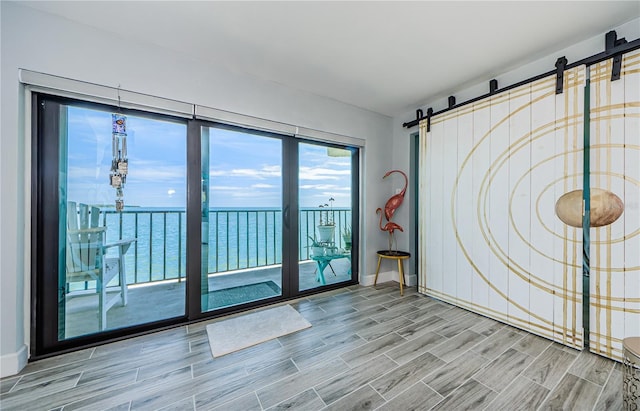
30, 92, 361, 358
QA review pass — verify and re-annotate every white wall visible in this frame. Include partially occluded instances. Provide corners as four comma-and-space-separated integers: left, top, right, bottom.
390, 17, 640, 268
0, 2, 394, 376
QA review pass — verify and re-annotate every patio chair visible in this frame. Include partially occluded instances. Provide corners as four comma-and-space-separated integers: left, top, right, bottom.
66, 201, 134, 330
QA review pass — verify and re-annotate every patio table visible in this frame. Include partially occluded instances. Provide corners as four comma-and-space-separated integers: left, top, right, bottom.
310, 252, 351, 285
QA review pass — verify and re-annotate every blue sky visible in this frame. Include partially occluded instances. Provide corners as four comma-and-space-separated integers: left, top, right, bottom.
66, 106, 352, 209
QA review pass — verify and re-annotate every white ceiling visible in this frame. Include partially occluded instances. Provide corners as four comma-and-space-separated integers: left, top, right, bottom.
20, 1, 640, 117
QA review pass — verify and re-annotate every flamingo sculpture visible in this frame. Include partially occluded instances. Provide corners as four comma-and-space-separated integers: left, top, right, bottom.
377, 208, 404, 251
383, 170, 408, 222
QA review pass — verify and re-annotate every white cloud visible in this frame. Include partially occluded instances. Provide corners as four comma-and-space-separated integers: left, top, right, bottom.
299, 166, 350, 181
300, 184, 341, 190
210, 185, 241, 191
132, 166, 186, 182
325, 159, 351, 167
321, 191, 351, 198
210, 164, 281, 179
230, 191, 275, 199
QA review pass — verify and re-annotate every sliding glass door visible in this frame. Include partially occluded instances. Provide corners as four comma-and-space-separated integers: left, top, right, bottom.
201, 125, 283, 312
199, 126, 359, 309
298, 143, 355, 291
33, 94, 359, 356
34, 96, 187, 351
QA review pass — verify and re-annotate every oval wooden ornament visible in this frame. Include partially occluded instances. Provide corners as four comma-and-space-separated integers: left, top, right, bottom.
555, 188, 624, 228
590, 188, 624, 227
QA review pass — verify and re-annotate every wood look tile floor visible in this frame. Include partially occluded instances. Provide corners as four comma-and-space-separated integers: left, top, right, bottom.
0, 283, 623, 410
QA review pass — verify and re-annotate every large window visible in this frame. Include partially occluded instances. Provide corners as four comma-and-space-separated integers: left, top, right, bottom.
32, 95, 359, 356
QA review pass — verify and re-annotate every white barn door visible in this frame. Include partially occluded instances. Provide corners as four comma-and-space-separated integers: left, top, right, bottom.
588, 50, 640, 361
418, 66, 586, 349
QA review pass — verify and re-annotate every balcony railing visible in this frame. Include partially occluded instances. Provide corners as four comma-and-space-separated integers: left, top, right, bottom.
100, 207, 352, 286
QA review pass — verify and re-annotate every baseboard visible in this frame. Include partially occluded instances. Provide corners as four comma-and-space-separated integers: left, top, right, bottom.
361, 271, 417, 287
404, 273, 417, 287
0, 344, 28, 378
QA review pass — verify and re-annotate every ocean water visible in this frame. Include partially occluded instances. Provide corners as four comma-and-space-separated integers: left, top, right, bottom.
102, 207, 351, 285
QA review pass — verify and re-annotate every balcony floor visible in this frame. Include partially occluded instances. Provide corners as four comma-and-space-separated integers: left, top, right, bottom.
65, 259, 352, 338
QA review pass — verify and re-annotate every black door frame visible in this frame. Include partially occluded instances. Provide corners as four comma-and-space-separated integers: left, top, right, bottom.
31, 93, 360, 358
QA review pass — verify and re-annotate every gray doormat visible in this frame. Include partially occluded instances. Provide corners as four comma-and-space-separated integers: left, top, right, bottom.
208, 280, 281, 309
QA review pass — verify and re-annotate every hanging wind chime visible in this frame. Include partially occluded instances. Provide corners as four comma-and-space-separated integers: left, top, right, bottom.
110, 112, 128, 211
